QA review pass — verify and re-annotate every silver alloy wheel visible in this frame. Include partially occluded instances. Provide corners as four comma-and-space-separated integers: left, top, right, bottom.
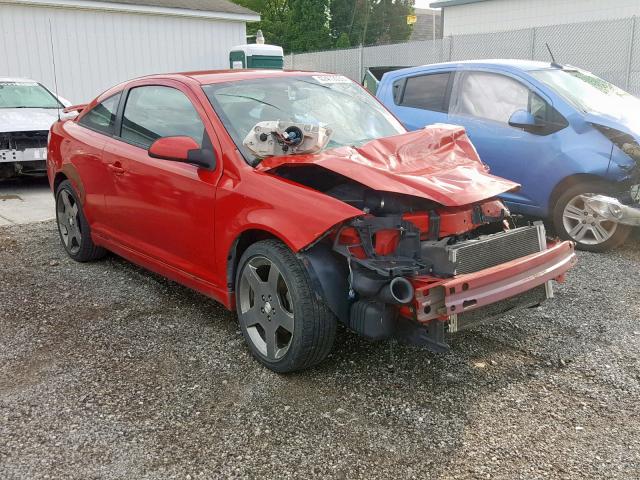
56, 189, 82, 255
562, 194, 617, 245
238, 256, 295, 361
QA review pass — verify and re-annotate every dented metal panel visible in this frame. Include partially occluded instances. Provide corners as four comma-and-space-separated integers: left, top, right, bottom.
258, 125, 520, 207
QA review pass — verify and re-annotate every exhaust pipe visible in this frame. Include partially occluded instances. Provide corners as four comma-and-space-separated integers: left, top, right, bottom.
378, 277, 414, 305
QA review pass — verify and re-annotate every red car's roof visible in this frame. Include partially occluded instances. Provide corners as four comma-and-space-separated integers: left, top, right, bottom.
144, 69, 332, 85
92, 70, 332, 104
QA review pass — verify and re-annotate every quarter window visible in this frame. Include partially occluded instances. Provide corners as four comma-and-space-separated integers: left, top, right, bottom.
397, 72, 451, 112
79, 93, 121, 135
120, 86, 205, 149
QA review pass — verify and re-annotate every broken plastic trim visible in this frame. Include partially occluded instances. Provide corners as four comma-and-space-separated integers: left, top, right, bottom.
583, 194, 640, 226
333, 215, 457, 278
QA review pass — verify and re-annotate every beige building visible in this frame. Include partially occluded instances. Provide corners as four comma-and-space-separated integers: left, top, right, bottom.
431, 0, 640, 36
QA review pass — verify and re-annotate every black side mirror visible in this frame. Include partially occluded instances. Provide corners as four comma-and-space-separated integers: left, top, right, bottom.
188, 148, 216, 170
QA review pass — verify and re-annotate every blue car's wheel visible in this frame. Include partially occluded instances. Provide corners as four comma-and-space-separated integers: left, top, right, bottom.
553, 181, 631, 252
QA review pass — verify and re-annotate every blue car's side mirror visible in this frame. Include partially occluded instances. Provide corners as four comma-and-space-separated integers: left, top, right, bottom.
508, 109, 538, 130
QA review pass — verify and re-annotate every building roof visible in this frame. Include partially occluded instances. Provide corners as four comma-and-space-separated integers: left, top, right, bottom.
98, 0, 256, 15
10, 0, 259, 21
430, 0, 487, 8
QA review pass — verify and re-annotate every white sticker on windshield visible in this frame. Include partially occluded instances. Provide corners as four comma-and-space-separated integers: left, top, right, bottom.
312, 75, 351, 84
0, 82, 38, 86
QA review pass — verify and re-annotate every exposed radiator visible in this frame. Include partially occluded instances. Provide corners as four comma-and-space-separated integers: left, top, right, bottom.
0, 131, 48, 151
447, 224, 545, 275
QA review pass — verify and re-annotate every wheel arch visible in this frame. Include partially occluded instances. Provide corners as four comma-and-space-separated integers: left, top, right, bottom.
226, 228, 350, 323
226, 228, 288, 296
548, 173, 612, 215
53, 172, 69, 194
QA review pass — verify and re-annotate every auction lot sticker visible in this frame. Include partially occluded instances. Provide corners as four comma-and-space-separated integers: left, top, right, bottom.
312, 75, 351, 84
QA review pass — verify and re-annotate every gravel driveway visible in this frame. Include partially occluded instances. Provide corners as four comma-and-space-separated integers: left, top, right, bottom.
1, 221, 639, 480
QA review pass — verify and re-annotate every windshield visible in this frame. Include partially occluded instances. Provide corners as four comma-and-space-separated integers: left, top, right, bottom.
0, 81, 62, 109
202, 75, 405, 163
530, 68, 640, 115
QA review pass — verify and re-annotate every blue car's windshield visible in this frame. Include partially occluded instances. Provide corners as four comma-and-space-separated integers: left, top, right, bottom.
0, 81, 62, 109
531, 68, 640, 115
203, 75, 405, 163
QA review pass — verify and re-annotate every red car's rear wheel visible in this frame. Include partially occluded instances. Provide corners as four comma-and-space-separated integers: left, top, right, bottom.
55, 180, 106, 262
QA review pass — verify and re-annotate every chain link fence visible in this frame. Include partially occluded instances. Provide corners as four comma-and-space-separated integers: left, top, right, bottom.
285, 16, 640, 95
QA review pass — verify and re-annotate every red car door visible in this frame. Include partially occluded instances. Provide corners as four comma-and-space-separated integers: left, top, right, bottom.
101, 81, 220, 284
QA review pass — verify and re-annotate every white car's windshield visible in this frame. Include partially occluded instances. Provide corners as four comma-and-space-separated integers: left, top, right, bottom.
0, 81, 62, 109
203, 75, 405, 163
530, 68, 640, 115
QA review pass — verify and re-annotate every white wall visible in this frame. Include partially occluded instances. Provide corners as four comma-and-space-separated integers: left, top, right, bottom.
0, 3, 247, 102
443, 0, 640, 35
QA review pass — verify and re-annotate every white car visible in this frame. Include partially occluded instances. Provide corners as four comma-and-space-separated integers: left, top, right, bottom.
0, 78, 70, 178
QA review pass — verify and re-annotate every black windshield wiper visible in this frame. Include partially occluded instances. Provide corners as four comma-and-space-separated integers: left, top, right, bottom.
216, 93, 285, 113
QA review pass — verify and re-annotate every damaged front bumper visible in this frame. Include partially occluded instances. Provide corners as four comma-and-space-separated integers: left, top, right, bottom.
412, 240, 576, 331
0, 130, 48, 177
303, 214, 578, 353
583, 194, 640, 227
0, 146, 47, 163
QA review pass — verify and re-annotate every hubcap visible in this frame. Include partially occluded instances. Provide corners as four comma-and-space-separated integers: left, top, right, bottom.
238, 256, 294, 361
562, 194, 617, 245
56, 190, 82, 254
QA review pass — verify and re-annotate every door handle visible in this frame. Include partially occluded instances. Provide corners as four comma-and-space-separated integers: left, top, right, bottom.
108, 163, 125, 175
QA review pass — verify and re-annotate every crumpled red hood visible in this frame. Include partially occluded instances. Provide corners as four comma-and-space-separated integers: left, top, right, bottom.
257, 124, 519, 207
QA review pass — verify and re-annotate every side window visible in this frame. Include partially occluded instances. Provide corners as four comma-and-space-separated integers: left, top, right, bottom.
120, 86, 205, 149
397, 72, 451, 112
78, 93, 121, 135
451, 71, 529, 123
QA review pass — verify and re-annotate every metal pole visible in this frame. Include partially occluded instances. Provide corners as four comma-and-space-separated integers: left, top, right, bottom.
530, 27, 536, 60
433, 12, 436, 41
625, 16, 636, 90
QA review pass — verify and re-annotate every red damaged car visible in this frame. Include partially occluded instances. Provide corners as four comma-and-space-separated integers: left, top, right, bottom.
47, 70, 576, 372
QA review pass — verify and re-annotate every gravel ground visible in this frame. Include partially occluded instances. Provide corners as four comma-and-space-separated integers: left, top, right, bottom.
1, 221, 639, 480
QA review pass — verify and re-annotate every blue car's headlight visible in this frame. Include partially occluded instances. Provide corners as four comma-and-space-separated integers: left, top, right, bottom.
592, 123, 640, 164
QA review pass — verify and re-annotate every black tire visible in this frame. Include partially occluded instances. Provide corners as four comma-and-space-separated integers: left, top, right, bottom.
55, 180, 106, 262
552, 181, 631, 252
235, 239, 337, 373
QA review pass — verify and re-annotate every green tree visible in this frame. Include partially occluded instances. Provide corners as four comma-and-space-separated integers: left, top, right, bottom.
232, 0, 331, 53
335, 32, 351, 48
369, 0, 413, 45
329, 0, 368, 47
287, 0, 332, 53
329, 0, 413, 47
232, 0, 292, 50
232, 0, 412, 53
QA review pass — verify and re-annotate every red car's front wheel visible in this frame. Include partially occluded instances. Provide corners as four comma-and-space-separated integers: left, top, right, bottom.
235, 240, 337, 373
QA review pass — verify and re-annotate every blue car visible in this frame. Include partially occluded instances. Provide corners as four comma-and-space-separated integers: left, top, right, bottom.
376, 60, 640, 251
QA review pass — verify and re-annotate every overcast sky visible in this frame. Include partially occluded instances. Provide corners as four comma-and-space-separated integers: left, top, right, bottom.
414, 0, 435, 9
